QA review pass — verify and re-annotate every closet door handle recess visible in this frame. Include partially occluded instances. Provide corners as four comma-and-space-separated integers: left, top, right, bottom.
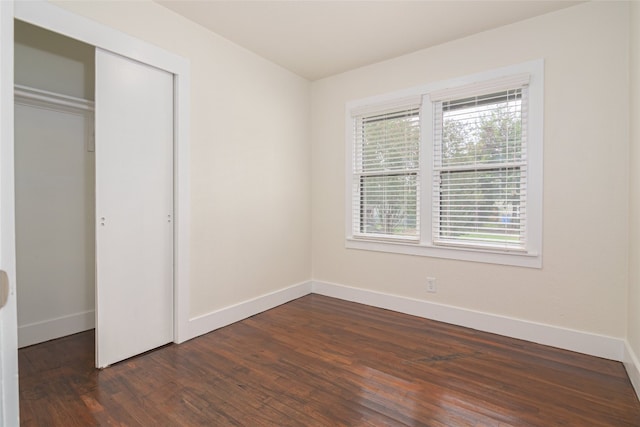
0, 270, 10, 310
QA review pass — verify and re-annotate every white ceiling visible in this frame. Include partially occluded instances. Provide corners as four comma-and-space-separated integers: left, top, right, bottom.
157, 1, 582, 81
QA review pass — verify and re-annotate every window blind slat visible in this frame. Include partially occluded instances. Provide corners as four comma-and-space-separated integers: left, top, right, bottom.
350, 95, 423, 118
429, 73, 530, 102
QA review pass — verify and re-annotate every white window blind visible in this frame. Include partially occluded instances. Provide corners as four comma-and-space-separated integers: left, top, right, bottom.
432, 87, 528, 250
352, 104, 421, 240
346, 61, 543, 268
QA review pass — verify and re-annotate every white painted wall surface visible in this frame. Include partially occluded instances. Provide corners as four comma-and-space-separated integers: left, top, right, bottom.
51, 0, 311, 319
14, 102, 95, 347
311, 1, 630, 338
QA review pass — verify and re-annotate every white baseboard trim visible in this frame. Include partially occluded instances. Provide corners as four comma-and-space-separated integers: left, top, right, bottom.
624, 341, 640, 401
186, 280, 313, 341
18, 310, 94, 348
311, 280, 625, 361
179, 278, 626, 363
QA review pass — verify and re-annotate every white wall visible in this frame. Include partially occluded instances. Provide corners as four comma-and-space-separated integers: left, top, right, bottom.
51, 0, 311, 319
311, 2, 629, 338
14, 23, 95, 347
627, 0, 640, 396
14, 103, 94, 347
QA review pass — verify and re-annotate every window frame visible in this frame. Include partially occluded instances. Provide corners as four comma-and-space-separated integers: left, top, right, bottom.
345, 60, 543, 268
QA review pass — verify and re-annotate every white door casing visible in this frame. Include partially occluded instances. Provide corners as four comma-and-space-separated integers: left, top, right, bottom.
0, 0, 20, 424
95, 49, 174, 368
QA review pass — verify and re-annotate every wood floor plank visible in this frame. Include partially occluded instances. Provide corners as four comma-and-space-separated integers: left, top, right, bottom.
19, 294, 640, 426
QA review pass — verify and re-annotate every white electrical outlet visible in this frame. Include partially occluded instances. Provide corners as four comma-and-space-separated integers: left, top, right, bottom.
426, 277, 437, 293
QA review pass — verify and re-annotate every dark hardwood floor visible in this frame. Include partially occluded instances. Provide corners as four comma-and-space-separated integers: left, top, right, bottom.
19, 294, 640, 426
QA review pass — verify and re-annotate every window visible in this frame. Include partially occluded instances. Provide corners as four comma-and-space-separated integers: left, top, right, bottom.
351, 103, 421, 241
346, 61, 543, 268
432, 86, 527, 251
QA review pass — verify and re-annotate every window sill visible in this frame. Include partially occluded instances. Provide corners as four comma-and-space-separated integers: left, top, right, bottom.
345, 237, 541, 268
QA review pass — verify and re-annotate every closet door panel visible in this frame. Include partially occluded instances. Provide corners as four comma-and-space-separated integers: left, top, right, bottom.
95, 49, 174, 368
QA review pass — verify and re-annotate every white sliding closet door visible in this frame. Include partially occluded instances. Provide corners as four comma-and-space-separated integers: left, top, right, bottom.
95, 49, 174, 368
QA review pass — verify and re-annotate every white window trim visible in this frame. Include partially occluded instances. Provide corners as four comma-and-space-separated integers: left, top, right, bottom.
345, 60, 543, 268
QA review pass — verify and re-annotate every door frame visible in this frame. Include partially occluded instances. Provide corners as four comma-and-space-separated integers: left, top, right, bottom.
0, 1, 19, 424
12, 1, 191, 342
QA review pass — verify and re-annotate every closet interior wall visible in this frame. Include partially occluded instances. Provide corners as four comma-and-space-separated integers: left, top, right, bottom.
14, 20, 95, 347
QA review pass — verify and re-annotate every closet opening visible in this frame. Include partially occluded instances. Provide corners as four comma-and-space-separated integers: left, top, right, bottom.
14, 20, 96, 352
